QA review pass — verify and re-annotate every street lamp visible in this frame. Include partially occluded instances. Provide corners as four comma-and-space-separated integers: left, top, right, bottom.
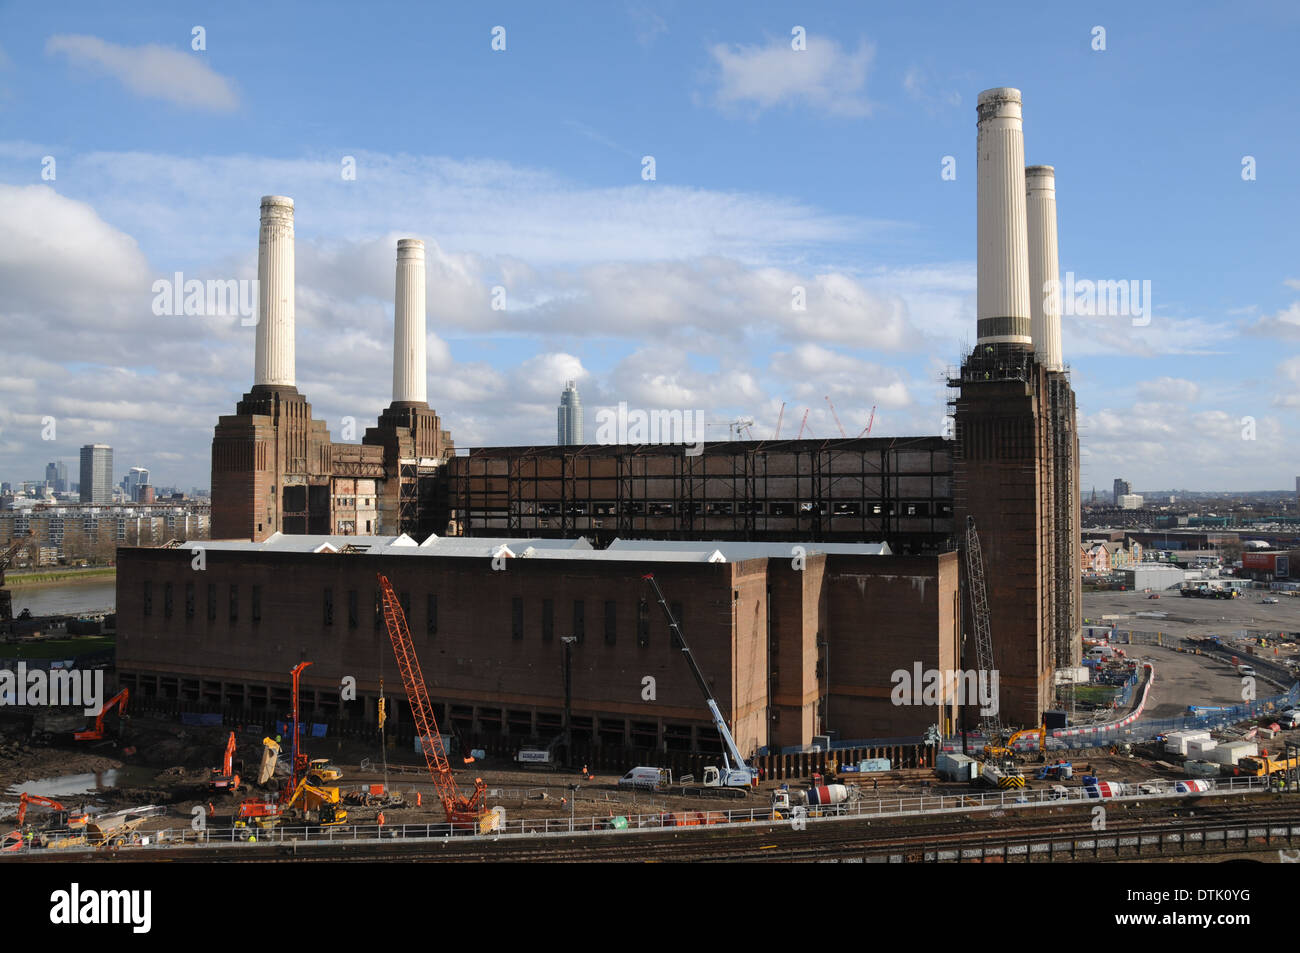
561, 636, 577, 769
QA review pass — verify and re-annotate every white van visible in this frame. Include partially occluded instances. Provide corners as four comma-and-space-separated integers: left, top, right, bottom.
1237, 664, 1256, 677
1086, 645, 1116, 661
618, 766, 669, 790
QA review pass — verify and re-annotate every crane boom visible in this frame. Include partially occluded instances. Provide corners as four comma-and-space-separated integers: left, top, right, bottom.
964, 517, 1002, 745
641, 573, 755, 785
796, 409, 810, 439
824, 396, 847, 438
377, 573, 486, 825
774, 402, 785, 439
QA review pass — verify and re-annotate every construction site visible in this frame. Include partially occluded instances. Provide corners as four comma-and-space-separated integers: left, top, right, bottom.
3, 85, 1299, 864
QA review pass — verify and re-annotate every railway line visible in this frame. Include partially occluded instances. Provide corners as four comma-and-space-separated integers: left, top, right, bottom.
14, 793, 1298, 863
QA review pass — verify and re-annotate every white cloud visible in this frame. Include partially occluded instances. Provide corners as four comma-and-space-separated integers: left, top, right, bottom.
1135, 377, 1200, 403
707, 35, 875, 117
902, 67, 962, 111
1248, 301, 1300, 339
46, 34, 239, 112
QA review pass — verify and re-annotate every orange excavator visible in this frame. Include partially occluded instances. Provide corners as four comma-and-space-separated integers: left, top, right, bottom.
209, 731, 242, 793
74, 688, 129, 741
17, 793, 89, 830
377, 574, 490, 829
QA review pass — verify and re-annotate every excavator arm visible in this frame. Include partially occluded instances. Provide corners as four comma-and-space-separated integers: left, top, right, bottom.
74, 688, 129, 741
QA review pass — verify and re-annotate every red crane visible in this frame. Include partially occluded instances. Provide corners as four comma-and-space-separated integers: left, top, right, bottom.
74, 688, 128, 741
773, 402, 785, 439
287, 661, 311, 794
825, 396, 847, 438
857, 405, 877, 438
377, 574, 487, 827
796, 409, 811, 439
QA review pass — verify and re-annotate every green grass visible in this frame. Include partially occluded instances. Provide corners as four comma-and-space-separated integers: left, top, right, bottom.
0, 635, 115, 658
1074, 684, 1121, 705
7, 567, 116, 585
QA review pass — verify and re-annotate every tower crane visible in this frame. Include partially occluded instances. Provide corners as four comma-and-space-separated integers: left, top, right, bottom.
857, 405, 877, 438
774, 402, 785, 439
377, 573, 490, 827
641, 573, 757, 790
796, 409, 811, 439
964, 517, 1024, 787
824, 397, 847, 438
963, 517, 1001, 746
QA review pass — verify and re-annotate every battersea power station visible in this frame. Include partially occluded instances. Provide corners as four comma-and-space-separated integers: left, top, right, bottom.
117, 87, 1081, 762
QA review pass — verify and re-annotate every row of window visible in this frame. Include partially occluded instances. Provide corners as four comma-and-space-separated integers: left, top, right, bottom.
530, 500, 950, 518
143, 582, 683, 648
145, 581, 262, 623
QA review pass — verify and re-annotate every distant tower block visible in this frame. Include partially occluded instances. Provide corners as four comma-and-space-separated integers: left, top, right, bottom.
1026, 165, 1063, 371
976, 88, 1032, 348
393, 239, 427, 406
254, 195, 296, 390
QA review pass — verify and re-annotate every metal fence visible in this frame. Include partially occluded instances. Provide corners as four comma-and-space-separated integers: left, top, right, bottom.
5, 775, 1280, 856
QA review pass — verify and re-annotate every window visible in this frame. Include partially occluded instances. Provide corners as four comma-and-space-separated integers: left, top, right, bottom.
427, 594, 438, 636
163, 582, 173, 619
185, 582, 195, 619
637, 598, 649, 647
207, 583, 216, 621
143, 581, 152, 617
542, 598, 554, 642
512, 597, 523, 640
228, 584, 238, 623
252, 585, 262, 623
347, 589, 358, 629
604, 600, 617, 646
573, 600, 585, 645
323, 587, 333, 626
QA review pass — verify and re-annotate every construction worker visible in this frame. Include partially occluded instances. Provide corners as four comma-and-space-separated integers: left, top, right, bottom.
377, 811, 386, 827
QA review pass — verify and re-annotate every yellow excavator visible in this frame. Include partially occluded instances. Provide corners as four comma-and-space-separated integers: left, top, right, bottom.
281, 776, 348, 827
983, 725, 1046, 762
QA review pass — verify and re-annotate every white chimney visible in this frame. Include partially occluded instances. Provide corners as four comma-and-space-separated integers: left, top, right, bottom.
393, 238, 427, 405
976, 88, 1032, 348
1026, 164, 1063, 371
254, 195, 295, 387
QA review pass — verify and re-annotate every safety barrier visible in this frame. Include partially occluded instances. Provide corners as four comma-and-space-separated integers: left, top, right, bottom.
3, 775, 1277, 855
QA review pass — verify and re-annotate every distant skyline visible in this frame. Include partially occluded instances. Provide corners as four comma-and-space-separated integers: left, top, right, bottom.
1, 3, 1298, 491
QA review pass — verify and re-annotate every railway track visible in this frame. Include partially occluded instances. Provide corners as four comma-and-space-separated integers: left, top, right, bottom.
15, 795, 1300, 863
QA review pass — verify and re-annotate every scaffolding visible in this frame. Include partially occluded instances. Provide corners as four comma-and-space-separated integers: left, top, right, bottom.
441, 437, 955, 552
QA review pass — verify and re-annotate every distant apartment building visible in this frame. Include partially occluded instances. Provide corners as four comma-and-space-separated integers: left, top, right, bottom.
79, 444, 113, 504
557, 380, 583, 445
0, 502, 211, 559
1117, 493, 1144, 510
1113, 478, 1131, 504
44, 461, 67, 494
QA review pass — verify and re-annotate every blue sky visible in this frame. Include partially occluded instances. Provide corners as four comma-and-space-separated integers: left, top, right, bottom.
1, 0, 1298, 493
